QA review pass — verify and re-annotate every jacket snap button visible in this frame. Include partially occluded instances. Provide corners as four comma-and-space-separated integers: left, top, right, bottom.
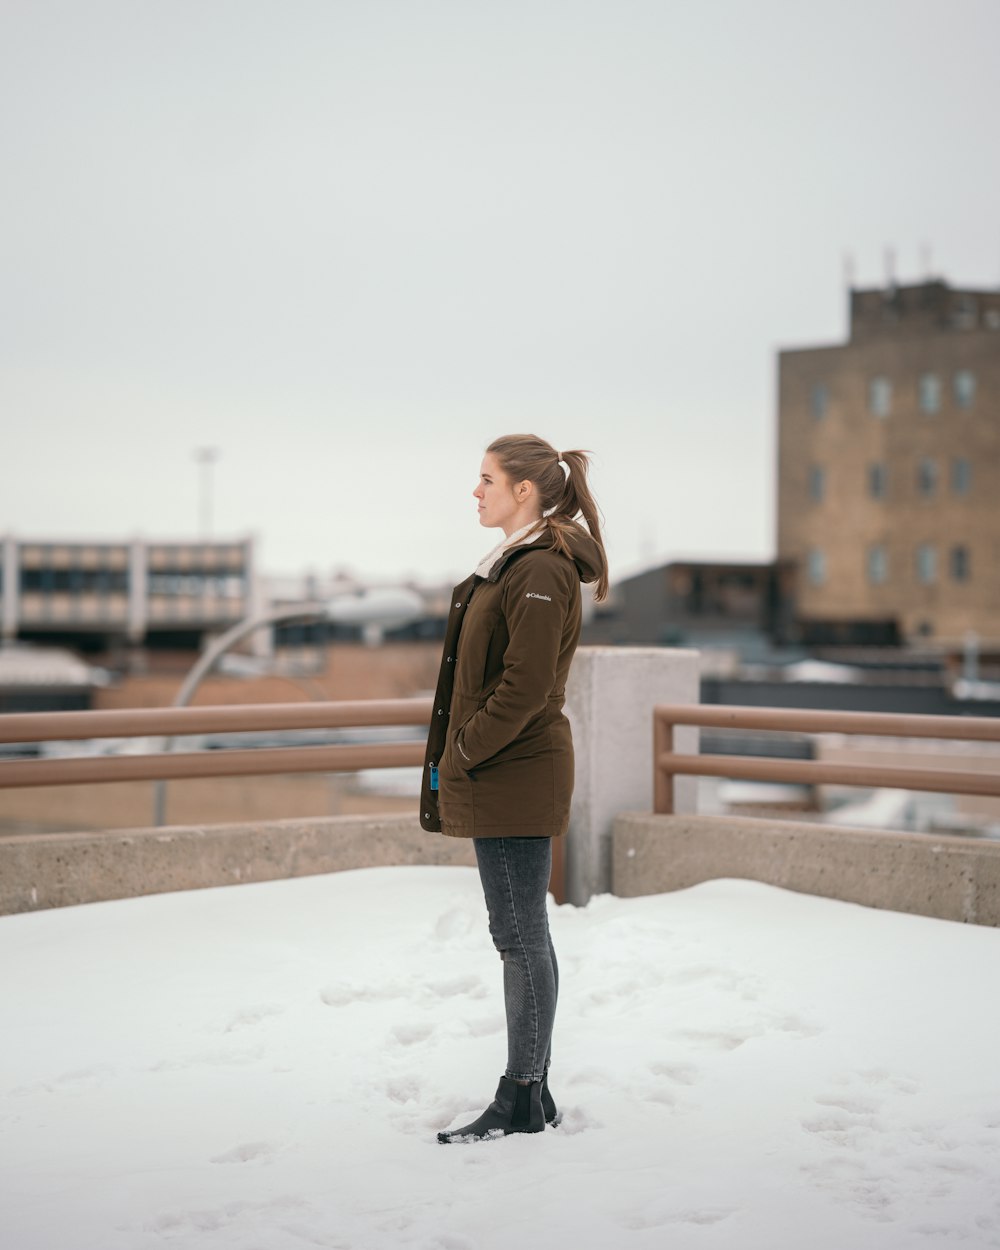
424, 812, 431, 819
454, 601, 461, 608
446, 656, 453, 663
437, 709, 445, 716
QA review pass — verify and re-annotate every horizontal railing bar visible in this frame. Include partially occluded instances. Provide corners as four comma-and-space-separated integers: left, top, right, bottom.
0, 742, 426, 789
656, 703, 1000, 742
657, 751, 1000, 798
0, 699, 434, 744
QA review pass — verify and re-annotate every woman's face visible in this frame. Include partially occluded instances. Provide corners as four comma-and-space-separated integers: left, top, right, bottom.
473, 452, 532, 535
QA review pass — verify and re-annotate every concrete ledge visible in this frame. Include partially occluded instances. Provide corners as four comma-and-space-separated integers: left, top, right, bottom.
0, 815, 476, 915
613, 812, 1000, 926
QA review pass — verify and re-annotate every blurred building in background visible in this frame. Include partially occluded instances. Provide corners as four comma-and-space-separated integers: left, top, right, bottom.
777, 278, 1000, 651
0, 535, 260, 655
581, 559, 796, 659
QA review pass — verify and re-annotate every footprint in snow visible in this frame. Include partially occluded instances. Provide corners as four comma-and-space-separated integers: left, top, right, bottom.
673, 1027, 756, 1052
425, 974, 488, 1000
772, 1012, 824, 1039
223, 1003, 285, 1032
622, 1204, 735, 1230
319, 981, 406, 1007
647, 1060, 699, 1086
149, 1045, 264, 1072
565, 1066, 614, 1088
800, 1108, 883, 1148
386, 1074, 422, 1104
856, 1066, 920, 1095
209, 1140, 277, 1164
646, 1086, 679, 1107
814, 1093, 882, 1116
144, 1195, 309, 1235
465, 1015, 505, 1038
434, 909, 476, 941
911, 1221, 990, 1242
663, 964, 748, 991
9, 1064, 116, 1096
390, 1022, 435, 1047
556, 1106, 602, 1135
581, 973, 665, 1009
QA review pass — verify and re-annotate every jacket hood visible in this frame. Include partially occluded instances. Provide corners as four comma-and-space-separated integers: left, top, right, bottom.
483, 518, 604, 586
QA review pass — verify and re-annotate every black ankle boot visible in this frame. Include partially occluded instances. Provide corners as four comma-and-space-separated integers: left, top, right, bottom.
437, 1076, 545, 1144
541, 1072, 561, 1126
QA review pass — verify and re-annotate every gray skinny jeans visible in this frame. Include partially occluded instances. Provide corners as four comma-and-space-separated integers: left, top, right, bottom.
473, 836, 559, 1084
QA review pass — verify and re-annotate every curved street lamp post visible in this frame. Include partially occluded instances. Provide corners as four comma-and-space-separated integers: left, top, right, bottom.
152, 588, 424, 826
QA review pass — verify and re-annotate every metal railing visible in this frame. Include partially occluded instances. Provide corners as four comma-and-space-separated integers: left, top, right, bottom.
653, 703, 1000, 815
0, 697, 569, 905
0, 699, 433, 788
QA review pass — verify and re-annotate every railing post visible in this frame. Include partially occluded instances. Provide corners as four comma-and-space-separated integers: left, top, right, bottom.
653, 709, 675, 815
2, 535, 19, 642
564, 646, 700, 907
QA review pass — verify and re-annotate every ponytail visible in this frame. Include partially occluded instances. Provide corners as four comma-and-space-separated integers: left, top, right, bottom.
485, 434, 610, 601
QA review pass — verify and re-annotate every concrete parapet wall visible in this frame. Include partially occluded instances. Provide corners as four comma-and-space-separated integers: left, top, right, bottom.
565, 646, 699, 905
613, 812, 1000, 926
0, 814, 475, 915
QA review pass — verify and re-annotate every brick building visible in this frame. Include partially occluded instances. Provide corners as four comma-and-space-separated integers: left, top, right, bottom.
777, 279, 1000, 648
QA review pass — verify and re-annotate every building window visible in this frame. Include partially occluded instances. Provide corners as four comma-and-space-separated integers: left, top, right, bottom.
950, 545, 970, 582
952, 458, 972, 496
810, 383, 828, 420
916, 544, 936, 584
868, 462, 887, 500
952, 296, 977, 330
917, 459, 938, 498
808, 465, 825, 503
806, 548, 826, 586
954, 370, 976, 408
869, 376, 892, 417
868, 544, 888, 585
20, 568, 128, 594
918, 373, 941, 413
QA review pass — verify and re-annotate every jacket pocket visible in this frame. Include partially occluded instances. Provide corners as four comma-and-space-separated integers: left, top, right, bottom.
461, 713, 549, 772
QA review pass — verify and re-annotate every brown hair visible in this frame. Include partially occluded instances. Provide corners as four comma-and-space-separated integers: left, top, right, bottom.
486, 433, 610, 601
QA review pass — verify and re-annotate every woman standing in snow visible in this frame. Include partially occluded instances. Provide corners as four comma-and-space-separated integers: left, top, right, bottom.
420, 434, 609, 1143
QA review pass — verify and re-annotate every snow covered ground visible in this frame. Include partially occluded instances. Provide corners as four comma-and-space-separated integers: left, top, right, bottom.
2, 867, 999, 1249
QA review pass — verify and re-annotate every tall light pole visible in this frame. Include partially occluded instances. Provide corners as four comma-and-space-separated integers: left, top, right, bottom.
194, 447, 220, 538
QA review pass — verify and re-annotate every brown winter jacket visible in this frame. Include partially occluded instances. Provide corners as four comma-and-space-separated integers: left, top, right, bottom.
419, 520, 603, 839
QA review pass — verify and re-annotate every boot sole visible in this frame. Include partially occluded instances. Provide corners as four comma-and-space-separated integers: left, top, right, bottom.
437, 1124, 545, 1144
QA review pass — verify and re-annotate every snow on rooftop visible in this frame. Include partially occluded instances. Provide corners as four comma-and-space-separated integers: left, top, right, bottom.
0, 644, 107, 688
2, 868, 999, 1248
781, 659, 865, 684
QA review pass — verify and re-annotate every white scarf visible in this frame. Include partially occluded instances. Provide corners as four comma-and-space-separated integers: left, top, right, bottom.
474, 519, 545, 580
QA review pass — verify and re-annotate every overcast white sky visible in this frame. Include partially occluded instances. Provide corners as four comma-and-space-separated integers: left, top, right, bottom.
2, 0, 998, 586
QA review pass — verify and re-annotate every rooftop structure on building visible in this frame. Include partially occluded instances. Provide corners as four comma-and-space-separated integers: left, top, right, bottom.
581, 558, 796, 660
